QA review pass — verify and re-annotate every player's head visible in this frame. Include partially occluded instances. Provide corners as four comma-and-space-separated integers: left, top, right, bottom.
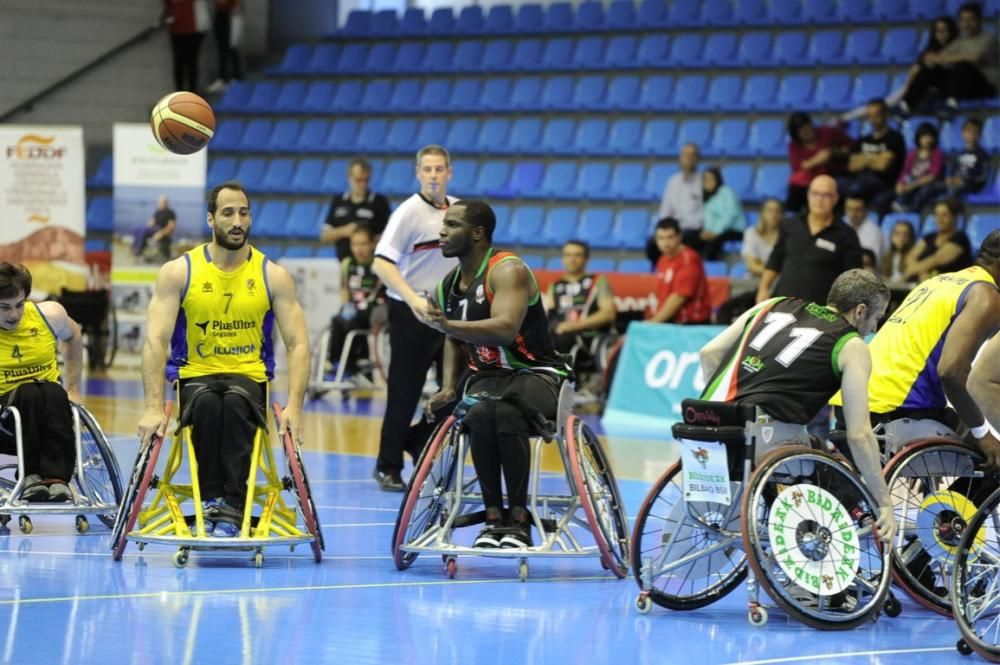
654, 217, 683, 257
439, 199, 495, 258
561, 240, 590, 275
415, 145, 452, 199
975, 229, 1000, 281
347, 157, 372, 197
0, 262, 31, 331
350, 226, 376, 263
207, 180, 252, 251
826, 268, 890, 336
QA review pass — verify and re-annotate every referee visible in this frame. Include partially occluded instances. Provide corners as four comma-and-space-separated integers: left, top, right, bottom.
371, 145, 457, 490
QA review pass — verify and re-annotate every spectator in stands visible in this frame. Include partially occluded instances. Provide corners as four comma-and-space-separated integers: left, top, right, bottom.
320, 158, 392, 262
757, 175, 864, 305
881, 219, 917, 282
698, 167, 746, 260
741, 198, 783, 278
900, 2, 999, 114
903, 198, 973, 282
131, 195, 176, 262
861, 249, 879, 275
543, 240, 616, 356
162, 0, 210, 92
646, 218, 711, 325
843, 194, 884, 260
894, 122, 946, 213
945, 117, 992, 198
327, 227, 386, 378
205, 1, 243, 93
649, 144, 703, 266
846, 99, 907, 217
786, 112, 853, 213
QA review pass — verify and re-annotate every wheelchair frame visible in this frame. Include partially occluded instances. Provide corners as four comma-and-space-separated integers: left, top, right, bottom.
951, 482, 1000, 661
0, 401, 123, 534
306, 325, 387, 400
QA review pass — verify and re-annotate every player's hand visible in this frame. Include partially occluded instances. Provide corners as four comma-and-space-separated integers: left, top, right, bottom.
280, 406, 305, 447
137, 406, 166, 443
976, 431, 1000, 471
874, 505, 896, 545
408, 294, 431, 320
425, 388, 456, 422
554, 321, 573, 335
418, 293, 449, 333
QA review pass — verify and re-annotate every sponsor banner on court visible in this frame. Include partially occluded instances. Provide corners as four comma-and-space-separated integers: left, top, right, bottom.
679, 439, 731, 504
601, 322, 724, 437
0, 125, 87, 295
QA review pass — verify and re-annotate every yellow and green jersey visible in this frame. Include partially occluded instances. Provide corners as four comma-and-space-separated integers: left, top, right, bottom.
0, 302, 60, 393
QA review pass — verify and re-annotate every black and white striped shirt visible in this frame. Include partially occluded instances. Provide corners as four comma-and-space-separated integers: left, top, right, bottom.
374, 193, 458, 300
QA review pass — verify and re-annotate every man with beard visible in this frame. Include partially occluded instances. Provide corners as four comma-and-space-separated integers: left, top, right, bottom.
137, 180, 310, 537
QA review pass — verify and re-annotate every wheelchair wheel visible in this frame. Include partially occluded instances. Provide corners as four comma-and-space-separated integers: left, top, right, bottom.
630, 462, 747, 609
111, 410, 170, 560
742, 447, 891, 630
951, 485, 1000, 663
883, 438, 986, 616
281, 427, 325, 562
75, 405, 124, 528
566, 415, 629, 578
392, 416, 460, 570
372, 323, 390, 383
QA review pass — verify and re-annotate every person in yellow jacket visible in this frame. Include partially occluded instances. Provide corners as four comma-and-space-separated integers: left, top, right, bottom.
136, 180, 310, 537
0, 262, 83, 502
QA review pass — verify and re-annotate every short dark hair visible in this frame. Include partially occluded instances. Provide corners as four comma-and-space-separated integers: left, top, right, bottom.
935, 197, 962, 217
563, 239, 591, 259
453, 199, 496, 241
208, 180, 251, 215
959, 2, 983, 20
827, 268, 890, 313
348, 157, 372, 173
976, 229, 1000, 269
655, 217, 681, 234
867, 98, 888, 112
915, 121, 939, 145
350, 225, 375, 241
963, 117, 984, 132
787, 111, 814, 143
845, 193, 868, 207
0, 262, 32, 300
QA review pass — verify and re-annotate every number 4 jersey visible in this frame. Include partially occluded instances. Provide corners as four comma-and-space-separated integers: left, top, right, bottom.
701, 297, 858, 424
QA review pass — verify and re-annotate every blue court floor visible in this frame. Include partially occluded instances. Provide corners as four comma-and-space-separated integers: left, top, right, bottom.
0, 385, 986, 665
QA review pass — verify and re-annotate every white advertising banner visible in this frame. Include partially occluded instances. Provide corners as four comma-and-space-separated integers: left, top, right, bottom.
0, 125, 86, 295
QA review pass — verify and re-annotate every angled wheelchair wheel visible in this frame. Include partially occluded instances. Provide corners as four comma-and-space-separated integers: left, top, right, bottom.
951, 485, 1000, 663
392, 416, 460, 570
75, 405, 124, 528
281, 428, 325, 563
631, 462, 747, 609
566, 415, 629, 578
883, 438, 987, 616
742, 447, 892, 630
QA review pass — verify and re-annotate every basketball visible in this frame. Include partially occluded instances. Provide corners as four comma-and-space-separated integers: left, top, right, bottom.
150, 91, 215, 155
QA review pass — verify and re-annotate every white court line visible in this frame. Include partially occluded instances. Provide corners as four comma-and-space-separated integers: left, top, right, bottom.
315, 505, 398, 512
320, 522, 394, 528
721, 646, 956, 665
9, 550, 392, 560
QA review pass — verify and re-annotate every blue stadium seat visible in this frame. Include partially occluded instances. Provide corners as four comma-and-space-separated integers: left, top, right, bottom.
485, 5, 515, 34
234, 158, 266, 190
729, 262, 749, 279
773, 31, 808, 66
604, 75, 642, 110
607, 118, 644, 155
843, 28, 882, 65
544, 2, 575, 32
365, 43, 397, 74
704, 32, 738, 66
422, 42, 454, 73
272, 81, 307, 114
543, 76, 575, 110
605, 35, 639, 69
509, 77, 543, 111
449, 41, 483, 73
255, 243, 283, 259
448, 159, 479, 196
456, 6, 483, 34
538, 161, 578, 198
803, 0, 838, 23
737, 32, 774, 67
341, 10, 371, 37
238, 119, 273, 152
267, 119, 301, 152
385, 118, 419, 153
768, 0, 803, 24
983, 116, 1000, 152
87, 155, 112, 188
851, 72, 890, 106
246, 81, 280, 113
722, 164, 754, 199
324, 119, 358, 153
637, 0, 669, 28
712, 119, 751, 157
618, 258, 650, 274
448, 79, 483, 112
645, 163, 679, 201
515, 3, 544, 33
704, 261, 729, 278
673, 75, 708, 111
677, 119, 713, 152
308, 43, 340, 75
400, 8, 426, 36
610, 163, 647, 201
778, 73, 815, 110
393, 42, 426, 74
574, 36, 607, 69
575, 118, 609, 154
521, 254, 545, 270
707, 74, 743, 111
210, 119, 243, 151
615, 210, 652, 250
637, 34, 671, 68
588, 257, 616, 273
302, 82, 335, 113
667, 0, 702, 27
289, 158, 325, 194
474, 118, 510, 154
669, 34, 704, 68
282, 246, 312, 259
510, 206, 545, 245
370, 9, 398, 37
607, 0, 637, 29
313, 246, 336, 259
85, 196, 113, 233
573, 75, 607, 110
378, 159, 413, 197
445, 118, 480, 147
541, 37, 575, 71
577, 162, 613, 201
492, 204, 517, 245
356, 118, 390, 153
838, 0, 875, 21
883, 27, 920, 65
211, 80, 247, 113
748, 118, 788, 157
815, 73, 852, 110
84, 238, 109, 253
579, 208, 616, 249
482, 78, 515, 111
511, 38, 544, 71
642, 119, 678, 157
318, 159, 349, 193
507, 117, 544, 154
418, 79, 452, 110
272, 44, 314, 75
542, 207, 579, 246
475, 159, 514, 197
873, 0, 914, 20
753, 164, 791, 201
482, 39, 515, 72
808, 30, 846, 66
700, 0, 736, 25
542, 118, 577, 155
330, 80, 363, 112
261, 158, 294, 193
337, 43, 369, 74
254, 201, 289, 238
387, 79, 421, 112
732, 0, 769, 25
967, 213, 1000, 249
359, 79, 392, 112
576, 1, 605, 30
207, 157, 237, 185
288, 201, 325, 239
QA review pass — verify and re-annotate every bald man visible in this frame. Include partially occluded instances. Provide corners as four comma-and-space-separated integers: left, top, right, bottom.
757, 175, 863, 304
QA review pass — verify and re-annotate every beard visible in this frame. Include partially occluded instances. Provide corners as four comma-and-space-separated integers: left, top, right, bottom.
214, 228, 249, 251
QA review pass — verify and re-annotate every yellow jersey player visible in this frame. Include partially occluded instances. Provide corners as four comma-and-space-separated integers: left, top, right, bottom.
137, 181, 310, 537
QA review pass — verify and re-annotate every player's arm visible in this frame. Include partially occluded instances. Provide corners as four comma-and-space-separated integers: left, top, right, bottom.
425, 337, 465, 419
267, 262, 310, 444
582, 276, 617, 331
699, 300, 767, 379
838, 337, 896, 543
339, 261, 351, 307
156, 218, 176, 240
542, 282, 554, 313
320, 222, 357, 244
648, 292, 688, 323
423, 261, 530, 347
969, 334, 1000, 432
137, 258, 186, 441
38, 301, 83, 403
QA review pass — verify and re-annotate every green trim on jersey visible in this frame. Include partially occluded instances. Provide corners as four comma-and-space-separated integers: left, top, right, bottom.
700, 297, 786, 399
830, 331, 859, 379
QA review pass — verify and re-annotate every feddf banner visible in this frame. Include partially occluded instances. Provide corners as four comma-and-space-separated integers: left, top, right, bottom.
0, 125, 86, 295
602, 322, 725, 437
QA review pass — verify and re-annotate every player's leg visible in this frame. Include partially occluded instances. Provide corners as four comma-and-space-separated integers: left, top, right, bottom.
32, 381, 76, 501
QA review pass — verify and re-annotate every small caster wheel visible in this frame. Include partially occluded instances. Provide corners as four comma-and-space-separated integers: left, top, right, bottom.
749, 606, 768, 627
518, 561, 529, 582
445, 558, 457, 579
254, 552, 263, 568
635, 593, 653, 614
18, 516, 32, 534
957, 639, 973, 656
137, 542, 145, 551
883, 593, 901, 618
75, 515, 89, 534
172, 549, 189, 568
289, 545, 296, 552
0, 514, 10, 527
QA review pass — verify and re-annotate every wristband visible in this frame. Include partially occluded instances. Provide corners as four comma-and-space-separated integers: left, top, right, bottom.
971, 422, 991, 439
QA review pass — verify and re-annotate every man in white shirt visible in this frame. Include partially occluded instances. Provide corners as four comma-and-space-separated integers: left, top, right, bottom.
650, 143, 703, 265
371, 145, 458, 490
843, 194, 883, 261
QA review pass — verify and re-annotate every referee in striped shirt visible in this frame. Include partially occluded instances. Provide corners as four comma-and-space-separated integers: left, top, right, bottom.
371, 145, 458, 490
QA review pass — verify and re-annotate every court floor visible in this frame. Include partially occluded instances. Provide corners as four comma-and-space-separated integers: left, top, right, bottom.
0, 376, 984, 665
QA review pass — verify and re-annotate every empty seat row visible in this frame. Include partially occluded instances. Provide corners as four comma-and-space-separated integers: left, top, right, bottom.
219, 71, 910, 116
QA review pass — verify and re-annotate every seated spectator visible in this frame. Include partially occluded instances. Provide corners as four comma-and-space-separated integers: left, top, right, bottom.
646, 218, 711, 324
900, 2, 999, 114
881, 219, 917, 283
320, 158, 392, 261
327, 227, 386, 377
697, 167, 746, 260
649, 144, 703, 266
843, 194, 884, 260
861, 249, 879, 274
894, 122, 946, 213
846, 99, 907, 217
786, 112, 853, 213
945, 117, 992, 198
131, 195, 176, 262
903, 198, 973, 282
742, 198, 783, 279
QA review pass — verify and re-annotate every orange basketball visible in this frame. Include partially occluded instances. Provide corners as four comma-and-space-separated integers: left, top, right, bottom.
150, 91, 215, 155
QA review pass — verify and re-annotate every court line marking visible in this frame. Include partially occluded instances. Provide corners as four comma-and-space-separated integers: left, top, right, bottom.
315, 505, 398, 512
1, 550, 392, 560
0, 575, 613, 606
320, 522, 394, 528
721, 646, 956, 665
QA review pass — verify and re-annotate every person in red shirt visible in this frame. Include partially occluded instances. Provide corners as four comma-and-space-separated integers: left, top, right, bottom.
786, 112, 853, 214
162, 0, 210, 92
646, 218, 711, 324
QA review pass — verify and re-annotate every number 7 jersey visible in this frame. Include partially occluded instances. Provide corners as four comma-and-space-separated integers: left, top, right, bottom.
701, 297, 858, 424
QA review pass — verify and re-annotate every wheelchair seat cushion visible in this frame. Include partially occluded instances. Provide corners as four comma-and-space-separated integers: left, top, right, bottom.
681, 399, 757, 428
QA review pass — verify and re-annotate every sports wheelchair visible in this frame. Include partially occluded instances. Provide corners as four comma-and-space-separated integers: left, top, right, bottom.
565, 332, 619, 407
0, 401, 123, 534
951, 479, 1000, 662
632, 399, 896, 630
111, 392, 324, 568
391, 378, 630, 581
306, 323, 389, 400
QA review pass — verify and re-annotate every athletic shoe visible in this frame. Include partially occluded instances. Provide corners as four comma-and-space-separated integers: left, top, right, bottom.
372, 468, 405, 492
499, 507, 533, 549
474, 507, 504, 548
21, 474, 49, 502
212, 521, 239, 538
46, 480, 72, 502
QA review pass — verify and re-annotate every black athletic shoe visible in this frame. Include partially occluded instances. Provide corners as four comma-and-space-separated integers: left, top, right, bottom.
499, 507, 533, 549
372, 468, 405, 492
474, 507, 504, 548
